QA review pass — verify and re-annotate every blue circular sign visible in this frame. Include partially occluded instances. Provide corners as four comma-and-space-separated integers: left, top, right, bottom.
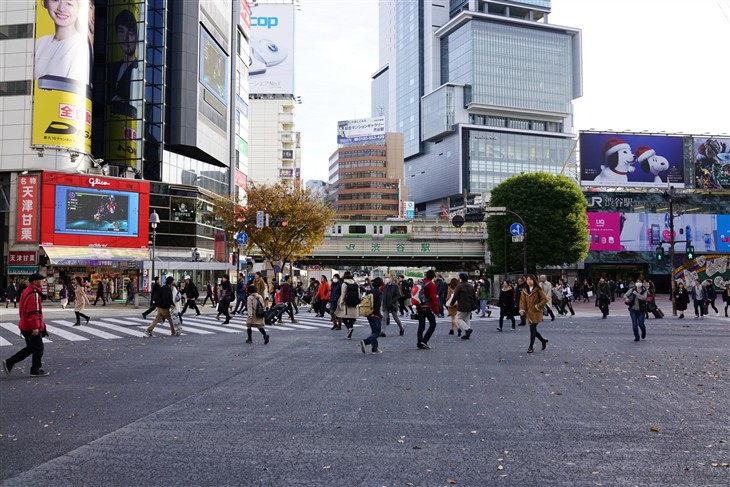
236, 232, 248, 245
509, 223, 524, 236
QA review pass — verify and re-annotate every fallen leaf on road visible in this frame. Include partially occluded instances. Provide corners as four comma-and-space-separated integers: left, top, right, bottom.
447, 480, 457, 485
649, 427, 659, 432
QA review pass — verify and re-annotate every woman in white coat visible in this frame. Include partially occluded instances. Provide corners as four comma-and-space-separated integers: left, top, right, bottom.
73, 276, 91, 326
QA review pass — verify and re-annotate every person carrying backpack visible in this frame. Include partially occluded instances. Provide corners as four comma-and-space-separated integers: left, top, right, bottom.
359, 277, 384, 354
414, 270, 439, 350
453, 273, 475, 340
336, 271, 360, 340
382, 276, 404, 336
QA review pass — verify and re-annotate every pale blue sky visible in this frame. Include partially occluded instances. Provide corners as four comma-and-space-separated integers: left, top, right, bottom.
295, 0, 730, 182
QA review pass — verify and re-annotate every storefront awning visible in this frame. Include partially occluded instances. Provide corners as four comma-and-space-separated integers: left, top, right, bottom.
43, 246, 150, 266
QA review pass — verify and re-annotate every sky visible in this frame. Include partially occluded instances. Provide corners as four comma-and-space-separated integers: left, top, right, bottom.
294, 0, 730, 183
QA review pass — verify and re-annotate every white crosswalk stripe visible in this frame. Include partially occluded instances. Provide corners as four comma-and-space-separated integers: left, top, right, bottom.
43, 324, 89, 341
52, 320, 122, 339
0, 322, 53, 344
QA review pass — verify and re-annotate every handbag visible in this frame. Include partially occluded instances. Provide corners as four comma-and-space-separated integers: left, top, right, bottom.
625, 293, 636, 307
255, 299, 267, 318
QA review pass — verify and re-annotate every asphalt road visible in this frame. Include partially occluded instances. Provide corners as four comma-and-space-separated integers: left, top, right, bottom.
0, 299, 728, 487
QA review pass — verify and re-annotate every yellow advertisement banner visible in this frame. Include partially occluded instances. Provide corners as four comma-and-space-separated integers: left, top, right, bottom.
32, 0, 93, 153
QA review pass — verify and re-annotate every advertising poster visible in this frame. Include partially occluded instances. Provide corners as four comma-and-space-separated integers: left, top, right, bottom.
337, 117, 386, 144
249, 3, 295, 95
32, 0, 92, 152
611, 212, 721, 252
580, 133, 685, 188
693, 137, 730, 190
717, 215, 730, 253
106, 1, 144, 168
15, 174, 40, 243
586, 212, 621, 251
200, 27, 229, 105
674, 255, 728, 292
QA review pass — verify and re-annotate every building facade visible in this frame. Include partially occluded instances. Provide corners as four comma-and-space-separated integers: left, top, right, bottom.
372, 0, 582, 212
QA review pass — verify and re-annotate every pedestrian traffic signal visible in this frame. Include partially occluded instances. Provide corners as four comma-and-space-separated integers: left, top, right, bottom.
270, 218, 288, 227
655, 246, 664, 261
686, 243, 694, 260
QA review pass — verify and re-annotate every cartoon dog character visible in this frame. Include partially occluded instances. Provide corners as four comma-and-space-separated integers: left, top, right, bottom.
634, 145, 669, 184
593, 137, 635, 183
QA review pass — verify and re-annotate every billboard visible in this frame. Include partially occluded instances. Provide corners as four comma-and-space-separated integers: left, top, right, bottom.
200, 27, 229, 105
580, 133, 685, 188
693, 137, 730, 190
32, 0, 93, 152
249, 3, 294, 95
337, 117, 386, 144
587, 212, 621, 251
106, 1, 144, 168
41, 171, 150, 248
15, 174, 40, 243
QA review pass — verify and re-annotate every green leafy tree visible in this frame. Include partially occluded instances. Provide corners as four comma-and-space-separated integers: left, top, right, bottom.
212, 183, 335, 266
486, 173, 589, 274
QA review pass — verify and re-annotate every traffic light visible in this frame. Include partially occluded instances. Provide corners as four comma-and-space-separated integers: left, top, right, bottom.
686, 242, 694, 260
655, 246, 664, 261
270, 218, 288, 227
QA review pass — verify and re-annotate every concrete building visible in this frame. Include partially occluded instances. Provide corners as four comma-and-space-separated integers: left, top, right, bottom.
372, 0, 582, 212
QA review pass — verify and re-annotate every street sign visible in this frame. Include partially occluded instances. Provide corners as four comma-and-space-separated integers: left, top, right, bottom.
256, 211, 264, 228
236, 232, 248, 245
510, 223, 524, 236
512, 235, 524, 243
485, 206, 507, 212
452, 215, 465, 228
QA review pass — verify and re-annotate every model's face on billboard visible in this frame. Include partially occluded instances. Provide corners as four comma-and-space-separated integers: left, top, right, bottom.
47, 0, 80, 28
116, 25, 136, 56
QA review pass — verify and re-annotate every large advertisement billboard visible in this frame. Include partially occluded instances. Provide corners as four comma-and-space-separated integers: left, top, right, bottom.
200, 27, 229, 105
693, 137, 730, 190
249, 3, 294, 95
41, 171, 150, 248
32, 0, 93, 152
337, 117, 386, 144
580, 133, 685, 188
106, 1, 144, 168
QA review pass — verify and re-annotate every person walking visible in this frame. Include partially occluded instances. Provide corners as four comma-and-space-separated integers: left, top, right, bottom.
359, 277, 384, 354
337, 271, 360, 340
435, 275, 447, 318
59, 282, 69, 310
279, 275, 298, 324
245, 285, 269, 344
690, 278, 707, 319
144, 276, 178, 337
125, 277, 136, 306
180, 276, 201, 316
673, 281, 690, 319
453, 273, 475, 340
217, 275, 233, 324
445, 278, 460, 336
232, 273, 247, 315
558, 279, 575, 316
105, 278, 114, 302
5, 280, 18, 308
514, 277, 526, 326
478, 280, 491, 318
141, 276, 161, 319
416, 270, 439, 350
314, 275, 330, 318
597, 276, 611, 319
538, 275, 556, 321
519, 274, 549, 353
624, 280, 648, 341
2, 273, 50, 377
329, 273, 343, 330
704, 280, 719, 315
73, 276, 91, 326
382, 275, 404, 337
202, 280, 215, 307
497, 280, 516, 331
723, 283, 730, 317
93, 279, 106, 306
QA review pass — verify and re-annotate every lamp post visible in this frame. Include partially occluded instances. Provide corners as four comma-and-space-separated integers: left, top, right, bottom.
149, 211, 160, 290
485, 207, 528, 277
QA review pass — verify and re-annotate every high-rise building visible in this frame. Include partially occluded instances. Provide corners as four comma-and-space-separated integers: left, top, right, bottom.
1, 0, 251, 293
372, 0, 582, 211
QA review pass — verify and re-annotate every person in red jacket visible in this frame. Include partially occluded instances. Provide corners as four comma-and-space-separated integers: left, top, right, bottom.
2, 273, 50, 377
416, 269, 439, 350
279, 275, 298, 324
314, 275, 331, 318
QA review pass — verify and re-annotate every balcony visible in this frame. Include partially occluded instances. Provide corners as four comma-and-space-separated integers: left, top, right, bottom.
279, 112, 294, 124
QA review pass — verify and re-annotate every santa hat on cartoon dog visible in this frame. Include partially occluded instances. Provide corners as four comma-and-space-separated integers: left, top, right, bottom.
634, 145, 669, 184
593, 137, 635, 182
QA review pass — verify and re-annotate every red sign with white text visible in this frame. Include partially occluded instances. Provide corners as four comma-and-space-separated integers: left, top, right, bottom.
235, 169, 247, 190
15, 174, 40, 243
8, 251, 38, 266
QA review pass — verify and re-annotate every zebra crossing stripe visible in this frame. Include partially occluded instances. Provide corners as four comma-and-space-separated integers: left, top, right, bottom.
170, 319, 240, 333
0, 323, 53, 344
43, 324, 89, 341
89, 319, 157, 336
52, 320, 122, 339
0, 336, 12, 347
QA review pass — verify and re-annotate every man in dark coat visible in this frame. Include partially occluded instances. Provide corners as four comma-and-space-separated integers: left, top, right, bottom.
180, 276, 201, 316
141, 276, 160, 319
93, 279, 106, 306
5, 280, 17, 308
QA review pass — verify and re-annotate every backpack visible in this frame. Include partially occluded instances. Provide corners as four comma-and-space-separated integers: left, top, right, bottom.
359, 293, 374, 316
344, 282, 361, 307
411, 283, 427, 307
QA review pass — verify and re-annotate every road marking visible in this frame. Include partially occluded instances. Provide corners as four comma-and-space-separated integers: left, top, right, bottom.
91, 319, 159, 336
43, 324, 89, 341
0, 336, 12, 347
51, 320, 121, 339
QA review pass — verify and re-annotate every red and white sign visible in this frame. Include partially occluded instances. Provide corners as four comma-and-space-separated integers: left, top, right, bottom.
235, 169, 247, 190
240, 0, 251, 31
15, 174, 39, 243
8, 251, 38, 265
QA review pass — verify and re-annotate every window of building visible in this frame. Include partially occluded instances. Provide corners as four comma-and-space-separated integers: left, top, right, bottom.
0, 23, 33, 40
0, 80, 31, 96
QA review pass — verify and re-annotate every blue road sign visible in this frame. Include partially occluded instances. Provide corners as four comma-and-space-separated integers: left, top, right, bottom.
236, 232, 248, 245
509, 223, 524, 236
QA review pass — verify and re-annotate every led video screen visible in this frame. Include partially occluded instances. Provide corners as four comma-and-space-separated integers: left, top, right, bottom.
54, 185, 139, 237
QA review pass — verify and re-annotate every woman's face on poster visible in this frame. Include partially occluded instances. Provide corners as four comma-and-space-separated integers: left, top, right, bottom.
46, 0, 80, 29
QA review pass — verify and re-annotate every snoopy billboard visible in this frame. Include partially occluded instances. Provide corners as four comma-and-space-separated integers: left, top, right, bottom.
580, 133, 686, 188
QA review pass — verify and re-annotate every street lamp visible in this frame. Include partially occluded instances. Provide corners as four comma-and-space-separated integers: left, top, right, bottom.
149, 211, 160, 290
484, 207, 528, 277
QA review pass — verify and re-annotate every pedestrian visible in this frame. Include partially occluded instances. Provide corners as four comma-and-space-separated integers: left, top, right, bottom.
329, 273, 342, 330
582, 279, 591, 303
538, 275, 556, 321
141, 276, 161, 319
213, 281, 220, 306
144, 276, 178, 337
673, 281, 689, 319
359, 276, 383, 354
2, 274, 50, 377
453, 273, 475, 340
180, 275, 201, 316
232, 273, 247, 315
5, 280, 18, 308
125, 277, 136, 306
514, 277, 526, 325
337, 271, 360, 340
690, 278, 707, 319
105, 278, 114, 302
723, 283, 730, 317
415, 270, 439, 350
519, 274, 549, 353
202, 280, 215, 307
59, 282, 69, 309
478, 280, 491, 317
279, 275, 298, 324
497, 280, 516, 331
93, 279, 106, 306
558, 279, 575, 316
596, 276, 611, 319
644, 280, 658, 319
73, 276, 91, 326
435, 274, 447, 318
624, 280, 648, 341
217, 275, 233, 324
382, 275, 404, 336
704, 280, 718, 315
171, 281, 184, 330
398, 275, 413, 316
245, 285, 269, 344
445, 278, 459, 335
314, 275, 330, 318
